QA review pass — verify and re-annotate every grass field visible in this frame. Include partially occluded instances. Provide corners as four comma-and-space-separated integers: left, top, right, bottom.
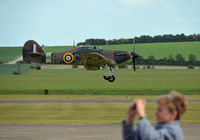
1, 42, 200, 125
44, 46, 73, 53
0, 68, 199, 94
0, 94, 200, 100
0, 64, 31, 75
0, 47, 22, 63
0, 102, 199, 124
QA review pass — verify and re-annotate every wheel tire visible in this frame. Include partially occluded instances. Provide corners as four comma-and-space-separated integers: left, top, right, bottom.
103, 76, 109, 80
108, 75, 115, 82
35, 66, 41, 70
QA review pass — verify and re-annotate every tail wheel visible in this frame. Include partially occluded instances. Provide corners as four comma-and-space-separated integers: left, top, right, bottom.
35, 66, 41, 70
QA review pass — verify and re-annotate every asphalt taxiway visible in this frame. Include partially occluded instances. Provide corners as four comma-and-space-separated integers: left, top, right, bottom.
0, 124, 199, 140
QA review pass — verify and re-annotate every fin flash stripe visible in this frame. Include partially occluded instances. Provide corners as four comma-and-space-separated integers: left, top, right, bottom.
31, 44, 39, 53
63, 53, 74, 64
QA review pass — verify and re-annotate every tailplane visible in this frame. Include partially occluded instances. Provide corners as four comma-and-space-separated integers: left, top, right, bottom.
22, 40, 46, 64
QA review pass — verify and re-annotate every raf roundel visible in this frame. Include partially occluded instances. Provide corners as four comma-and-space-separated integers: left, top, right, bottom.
63, 53, 74, 64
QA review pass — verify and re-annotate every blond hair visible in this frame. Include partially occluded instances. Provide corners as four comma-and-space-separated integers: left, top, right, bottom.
157, 91, 187, 120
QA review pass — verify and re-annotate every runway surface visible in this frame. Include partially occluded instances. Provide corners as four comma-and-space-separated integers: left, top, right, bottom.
0, 99, 200, 103
0, 124, 199, 140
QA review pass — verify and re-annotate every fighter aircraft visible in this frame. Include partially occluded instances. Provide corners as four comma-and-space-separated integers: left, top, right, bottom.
22, 40, 139, 82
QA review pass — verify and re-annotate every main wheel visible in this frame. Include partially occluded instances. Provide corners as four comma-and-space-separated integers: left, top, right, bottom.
108, 75, 115, 82
103, 76, 109, 80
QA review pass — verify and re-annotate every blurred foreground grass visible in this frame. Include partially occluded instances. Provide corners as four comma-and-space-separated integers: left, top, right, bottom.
0, 102, 199, 124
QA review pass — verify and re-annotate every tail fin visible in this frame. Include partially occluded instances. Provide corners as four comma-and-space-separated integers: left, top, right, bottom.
22, 40, 46, 64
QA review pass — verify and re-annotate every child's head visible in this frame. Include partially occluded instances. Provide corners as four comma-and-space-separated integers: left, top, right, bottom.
156, 91, 187, 123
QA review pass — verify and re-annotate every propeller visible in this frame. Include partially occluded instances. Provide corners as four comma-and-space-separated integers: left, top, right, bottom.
131, 39, 139, 72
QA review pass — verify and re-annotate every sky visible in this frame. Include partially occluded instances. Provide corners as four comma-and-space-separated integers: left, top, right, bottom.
0, 0, 200, 46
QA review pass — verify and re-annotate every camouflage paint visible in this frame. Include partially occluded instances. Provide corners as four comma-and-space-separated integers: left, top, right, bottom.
23, 40, 131, 66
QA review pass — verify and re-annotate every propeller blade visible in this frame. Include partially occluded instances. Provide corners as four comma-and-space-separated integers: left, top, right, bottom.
131, 38, 139, 72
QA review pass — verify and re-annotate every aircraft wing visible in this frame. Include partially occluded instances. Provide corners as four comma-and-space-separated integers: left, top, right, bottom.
81, 53, 115, 66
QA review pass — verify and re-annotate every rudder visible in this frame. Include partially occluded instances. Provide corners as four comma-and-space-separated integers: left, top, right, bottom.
22, 40, 46, 64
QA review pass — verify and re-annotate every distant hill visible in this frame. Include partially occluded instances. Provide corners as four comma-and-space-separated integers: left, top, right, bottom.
0, 47, 22, 63
45, 41, 200, 61
101, 41, 200, 61
0, 41, 200, 63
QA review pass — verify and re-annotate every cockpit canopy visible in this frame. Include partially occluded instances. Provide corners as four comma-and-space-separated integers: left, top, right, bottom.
80, 45, 91, 49
79, 45, 102, 50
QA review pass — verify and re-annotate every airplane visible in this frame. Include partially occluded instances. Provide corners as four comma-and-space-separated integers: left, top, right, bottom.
22, 40, 139, 82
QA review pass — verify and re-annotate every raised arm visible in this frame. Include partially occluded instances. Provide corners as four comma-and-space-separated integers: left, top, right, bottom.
122, 102, 139, 140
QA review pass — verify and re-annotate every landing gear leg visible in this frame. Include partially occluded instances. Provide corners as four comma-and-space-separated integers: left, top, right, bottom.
102, 65, 116, 82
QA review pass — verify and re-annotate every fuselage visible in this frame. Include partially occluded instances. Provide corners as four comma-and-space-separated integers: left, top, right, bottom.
46, 46, 131, 66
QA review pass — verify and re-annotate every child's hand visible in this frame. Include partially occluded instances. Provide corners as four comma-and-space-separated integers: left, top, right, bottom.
135, 99, 146, 118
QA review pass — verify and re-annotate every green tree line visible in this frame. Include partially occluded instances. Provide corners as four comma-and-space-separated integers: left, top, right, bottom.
77, 33, 200, 45
129, 54, 200, 66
